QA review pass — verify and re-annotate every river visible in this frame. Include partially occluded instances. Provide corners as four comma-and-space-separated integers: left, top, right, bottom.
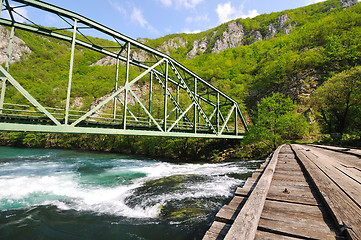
0, 146, 261, 240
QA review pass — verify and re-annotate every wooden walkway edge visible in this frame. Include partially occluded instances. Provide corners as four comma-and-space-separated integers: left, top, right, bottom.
203, 144, 361, 240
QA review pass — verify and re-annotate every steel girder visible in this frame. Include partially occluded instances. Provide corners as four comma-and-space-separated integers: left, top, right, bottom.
0, 0, 248, 139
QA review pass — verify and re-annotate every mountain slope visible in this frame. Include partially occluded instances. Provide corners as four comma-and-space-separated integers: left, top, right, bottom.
1, 0, 361, 117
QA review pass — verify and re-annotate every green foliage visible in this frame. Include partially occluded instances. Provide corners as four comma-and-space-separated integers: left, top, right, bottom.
245, 93, 309, 150
3, 0, 361, 159
312, 66, 361, 136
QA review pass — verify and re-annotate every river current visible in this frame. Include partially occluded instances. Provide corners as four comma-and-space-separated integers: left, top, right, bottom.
0, 146, 261, 240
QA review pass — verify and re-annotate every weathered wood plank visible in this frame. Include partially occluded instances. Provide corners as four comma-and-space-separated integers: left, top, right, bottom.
292, 144, 361, 239
303, 146, 361, 206
262, 199, 330, 220
224, 145, 283, 240
255, 230, 302, 240
204, 221, 231, 237
203, 231, 224, 240
261, 203, 337, 234
215, 205, 240, 223
266, 190, 319, 205
258, 217, 337, 239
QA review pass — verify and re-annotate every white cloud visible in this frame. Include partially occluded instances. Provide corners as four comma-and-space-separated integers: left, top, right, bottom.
109, 1, 127, 15
216, 2, 259, 24
6, 5, 28, 23
176, 0, 204, 9
131, 7, 147, 27
186, 14, 209, 23
160, 0, 172, 7
182, 28, 201, 34
305, 0, 326, 5
131, 7, 159, 34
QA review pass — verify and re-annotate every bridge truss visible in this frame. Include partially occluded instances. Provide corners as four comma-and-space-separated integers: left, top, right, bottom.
0, 0, 248, 139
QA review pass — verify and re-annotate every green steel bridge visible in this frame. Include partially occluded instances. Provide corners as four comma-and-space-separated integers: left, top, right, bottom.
0, 0, 248, 139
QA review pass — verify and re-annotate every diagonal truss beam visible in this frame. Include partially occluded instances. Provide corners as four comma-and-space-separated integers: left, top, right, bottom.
0, 65, 61, 126
169, 62, 217, 134
71, 58, 165, 127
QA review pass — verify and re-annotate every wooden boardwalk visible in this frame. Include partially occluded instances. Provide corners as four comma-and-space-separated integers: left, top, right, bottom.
203, 144, 361, 240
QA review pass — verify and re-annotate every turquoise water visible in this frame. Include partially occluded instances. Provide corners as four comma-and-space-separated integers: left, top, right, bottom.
0, 146, 260, 240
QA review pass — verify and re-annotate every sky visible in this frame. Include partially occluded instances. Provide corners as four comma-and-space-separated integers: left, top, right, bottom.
4, 0, 353, 40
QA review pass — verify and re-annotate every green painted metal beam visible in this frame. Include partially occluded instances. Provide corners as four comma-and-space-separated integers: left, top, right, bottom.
0, 122, 244, 139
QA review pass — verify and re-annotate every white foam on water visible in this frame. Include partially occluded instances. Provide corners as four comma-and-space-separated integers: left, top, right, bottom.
0, 153, 254, 219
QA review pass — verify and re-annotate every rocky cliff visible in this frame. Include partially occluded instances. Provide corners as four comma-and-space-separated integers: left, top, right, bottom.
0, 26, 31, 65
88, 0, 358, 65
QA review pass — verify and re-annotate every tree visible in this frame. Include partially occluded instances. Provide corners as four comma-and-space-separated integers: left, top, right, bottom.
312, 66, 361, 137
245, 93, 309, 149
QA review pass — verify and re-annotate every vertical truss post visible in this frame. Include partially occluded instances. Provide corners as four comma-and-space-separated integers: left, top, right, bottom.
235, 106, 238, 135
176, 85, 179, 128
113, 57, 120, 121
217, 93, 220, 134
123, 42, 130, 130
163, 60, 168, 131
65, 19, 77, 125
198, 96, 201, 128
176, 84, 179, 127
148, 72, 152, 125
194, 78, 197, 133
0, 25, 14, 114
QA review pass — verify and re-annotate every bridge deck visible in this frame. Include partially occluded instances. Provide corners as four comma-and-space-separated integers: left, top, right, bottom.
203, 144, 361, 240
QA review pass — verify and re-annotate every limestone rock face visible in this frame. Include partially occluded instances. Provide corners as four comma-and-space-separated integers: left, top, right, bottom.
157, 37, 187, 55
266, 23, 277, 39
0, 26, 31, 64
266, 14, 296, 39
249, 30, 263, 44
339, 0, 358, 8
92, 37, 186, 66
211, 22, 244, 54
187, 37, 209, 59
286, 69, 320, 102
90, 49, 147, 67
277, 14, 291, 29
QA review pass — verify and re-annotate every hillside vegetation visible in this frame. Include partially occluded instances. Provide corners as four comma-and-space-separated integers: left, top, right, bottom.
1, 0, 360, 160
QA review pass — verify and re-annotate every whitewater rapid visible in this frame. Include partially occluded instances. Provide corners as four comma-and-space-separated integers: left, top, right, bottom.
0, 147, 260, 219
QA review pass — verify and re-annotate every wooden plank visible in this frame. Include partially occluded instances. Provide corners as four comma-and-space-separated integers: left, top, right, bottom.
203, 231, 224, 240
260, 200, 337, 239
261, 202, 336, 234
303, 146, 361, 206
215, 205, 240, 223
255, 230, 302, 240
258, 217, 337, 239
308, 144, 361, 171
272, 173, 306, 182
310, 144, 361, 159
227, 196, 247, 210
266, 191, 319, 205
224, 145, 283, 240
292, 144, 361, 239
263, 199, 330, 220
203, 221, 231, 238
268, 179, 309, 188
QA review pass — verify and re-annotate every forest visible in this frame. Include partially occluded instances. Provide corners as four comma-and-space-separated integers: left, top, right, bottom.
0, 0, 360, 161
